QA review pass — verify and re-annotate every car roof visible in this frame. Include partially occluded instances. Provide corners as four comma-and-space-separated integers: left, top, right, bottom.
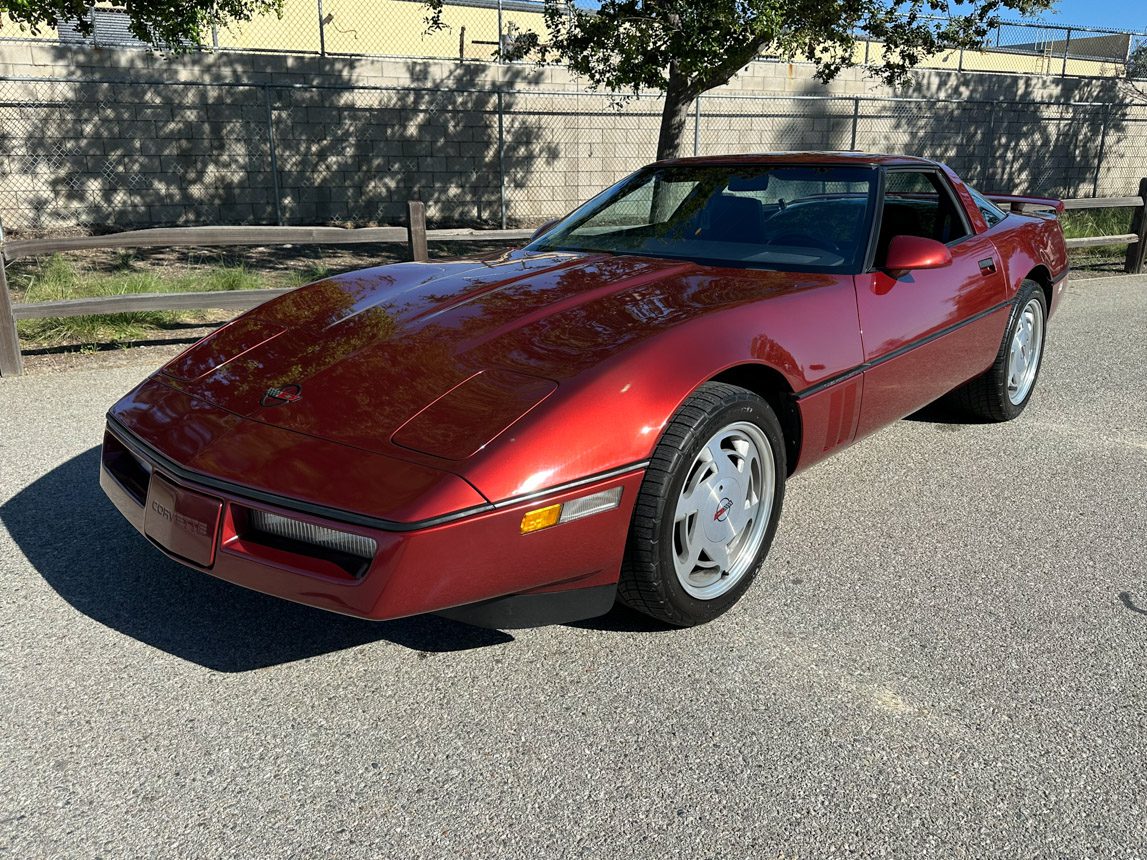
656, 151, 942, 169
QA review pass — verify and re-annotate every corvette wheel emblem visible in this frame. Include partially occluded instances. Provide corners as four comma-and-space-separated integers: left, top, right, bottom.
261, 383, 302, 407
714, 498, 734, 522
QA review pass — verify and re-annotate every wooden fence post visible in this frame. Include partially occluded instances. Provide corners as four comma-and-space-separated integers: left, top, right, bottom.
407, 200, 428, 263
0, 251, 24, 377
1125, 178, 1147, 275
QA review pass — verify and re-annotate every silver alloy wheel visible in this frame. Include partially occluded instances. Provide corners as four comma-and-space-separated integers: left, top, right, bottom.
672, 421, 775, 600
1007, 297, 1045, 406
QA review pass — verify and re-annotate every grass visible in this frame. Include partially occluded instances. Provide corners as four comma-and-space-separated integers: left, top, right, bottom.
286, 261, 332, 288
1059, 207, 1135, 267
14, 254, 265, 348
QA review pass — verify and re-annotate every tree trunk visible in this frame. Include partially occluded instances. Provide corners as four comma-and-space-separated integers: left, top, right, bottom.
656, 67, 695, 161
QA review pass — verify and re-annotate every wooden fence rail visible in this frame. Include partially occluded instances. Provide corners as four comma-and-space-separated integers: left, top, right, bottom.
1, 189, 1145, 378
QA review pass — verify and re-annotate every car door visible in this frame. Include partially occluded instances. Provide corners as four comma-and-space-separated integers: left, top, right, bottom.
853, 168, 1008, 439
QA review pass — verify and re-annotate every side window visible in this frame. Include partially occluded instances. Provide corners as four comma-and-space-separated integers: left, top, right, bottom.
877, 171, 972, 263
967, 187, 1007, 227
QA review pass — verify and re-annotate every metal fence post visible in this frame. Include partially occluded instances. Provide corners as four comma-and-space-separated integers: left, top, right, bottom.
1125, 177, 1147, 274
1061, 28, 1072, 77
497, 90, 507, 229
407, 201, 428, 262
850, 98, 860, 150
0, 241, 23, 377
496, 0, 504, 62
693, 95, 701, 156
263, 86, 284, 226
317, 0, 326, 56
1092, 105, 1110, 198
211, 22, 219, 50
981, 108, 997, 187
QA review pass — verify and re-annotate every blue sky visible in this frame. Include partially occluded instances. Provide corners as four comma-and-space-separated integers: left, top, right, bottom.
953, 0, 1146, 32
573, 1, 1144, 35
1035, 0, 1146, 32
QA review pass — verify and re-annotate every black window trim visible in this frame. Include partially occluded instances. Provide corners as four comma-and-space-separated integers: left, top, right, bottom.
865, 165, 976, 273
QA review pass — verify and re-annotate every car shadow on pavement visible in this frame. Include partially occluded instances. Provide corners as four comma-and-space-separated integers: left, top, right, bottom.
904, 399, 992, 426
2, 447, 513, 672
567, 604, 677, 633
1118, 592, 1147, 616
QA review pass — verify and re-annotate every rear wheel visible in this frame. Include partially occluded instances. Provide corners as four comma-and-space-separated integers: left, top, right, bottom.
951, 280, 1047, 422
618, 382, 786, 626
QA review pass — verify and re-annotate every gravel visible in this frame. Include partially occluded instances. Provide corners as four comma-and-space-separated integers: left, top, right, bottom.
1, 274, 1145, 859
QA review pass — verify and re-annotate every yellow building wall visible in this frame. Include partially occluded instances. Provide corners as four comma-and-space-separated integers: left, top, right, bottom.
853, 38, 1123, 78
0, 2, 1132, 81
0, 12, 59, 41
218, 0, 546, 59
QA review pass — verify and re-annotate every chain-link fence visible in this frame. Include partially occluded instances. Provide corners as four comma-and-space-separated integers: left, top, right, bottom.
881, 19, 1147, 78
1, 75, 1145, 235
2, 4, 1145, 80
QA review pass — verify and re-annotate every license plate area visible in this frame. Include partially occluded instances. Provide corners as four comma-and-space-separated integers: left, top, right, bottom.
144, 474, 223, 567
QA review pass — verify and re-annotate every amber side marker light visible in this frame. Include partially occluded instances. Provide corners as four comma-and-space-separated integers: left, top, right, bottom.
519, 487, 623, 534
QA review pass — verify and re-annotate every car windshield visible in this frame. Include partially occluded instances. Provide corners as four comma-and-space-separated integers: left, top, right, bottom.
527, 163, 878, 272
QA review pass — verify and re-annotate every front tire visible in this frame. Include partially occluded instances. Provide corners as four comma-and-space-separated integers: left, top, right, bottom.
952, 280, 1047, 422
618, 382, 786, 626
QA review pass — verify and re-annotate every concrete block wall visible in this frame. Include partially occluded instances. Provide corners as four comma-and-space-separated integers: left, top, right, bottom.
0, 43, 1141, 233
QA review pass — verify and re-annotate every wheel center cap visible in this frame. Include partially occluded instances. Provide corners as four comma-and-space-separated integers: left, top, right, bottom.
703, 477, 742, 543
713, 497, 734, 523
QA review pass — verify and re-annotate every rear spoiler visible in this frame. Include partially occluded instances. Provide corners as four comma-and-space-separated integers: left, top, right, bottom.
985, 194, 1065, 214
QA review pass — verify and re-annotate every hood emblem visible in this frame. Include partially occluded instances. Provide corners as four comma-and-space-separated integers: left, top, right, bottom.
261, 384, 302, 407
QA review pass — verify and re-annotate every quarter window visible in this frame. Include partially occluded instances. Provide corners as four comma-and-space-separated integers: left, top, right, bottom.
967, 187, 1007, 227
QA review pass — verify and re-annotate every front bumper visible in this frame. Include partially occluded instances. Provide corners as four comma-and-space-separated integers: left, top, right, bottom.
100, 422, 643, 623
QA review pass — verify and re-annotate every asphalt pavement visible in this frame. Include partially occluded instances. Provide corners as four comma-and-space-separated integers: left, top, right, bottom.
1, 274, 1145, 859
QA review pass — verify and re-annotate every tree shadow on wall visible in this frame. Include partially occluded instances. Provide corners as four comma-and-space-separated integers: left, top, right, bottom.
717, 70, 1126, 200
891, 72, 1126, 199
0, 52, 557, 234
272, 61, 559, 228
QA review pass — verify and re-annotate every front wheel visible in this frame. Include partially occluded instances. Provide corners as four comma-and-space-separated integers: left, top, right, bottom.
951, 280, 1047, 422
618, 382, 786, 626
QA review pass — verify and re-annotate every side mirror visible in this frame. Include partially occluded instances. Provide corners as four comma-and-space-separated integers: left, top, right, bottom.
530, 219, 560, 242
884, 235, 952, 275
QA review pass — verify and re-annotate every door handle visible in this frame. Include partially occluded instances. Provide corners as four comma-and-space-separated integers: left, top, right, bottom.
978, 258, 997, 276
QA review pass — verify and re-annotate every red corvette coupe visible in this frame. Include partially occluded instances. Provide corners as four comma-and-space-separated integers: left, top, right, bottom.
101, 153, 1068, 627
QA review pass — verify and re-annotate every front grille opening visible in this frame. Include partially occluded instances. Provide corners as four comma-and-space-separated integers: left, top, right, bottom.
235, 507, 377, 580
102, 430, 151, 505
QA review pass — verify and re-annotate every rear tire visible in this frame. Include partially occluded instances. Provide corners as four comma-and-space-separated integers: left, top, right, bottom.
951, 279, 1047, 422
618, 382, 786, 627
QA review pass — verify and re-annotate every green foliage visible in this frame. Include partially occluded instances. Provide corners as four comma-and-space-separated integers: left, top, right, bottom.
426, 0, 1055, 157
1128, 43, 1147, 81
0, 0, 281, 49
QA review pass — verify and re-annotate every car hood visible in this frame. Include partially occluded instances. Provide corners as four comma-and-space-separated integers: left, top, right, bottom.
158, 251, 807, 458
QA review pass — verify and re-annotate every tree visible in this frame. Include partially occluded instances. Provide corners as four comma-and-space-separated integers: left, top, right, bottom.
0, 0, 281, 49
427, 0, 1056, 160
1123, 41, 1147, 102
